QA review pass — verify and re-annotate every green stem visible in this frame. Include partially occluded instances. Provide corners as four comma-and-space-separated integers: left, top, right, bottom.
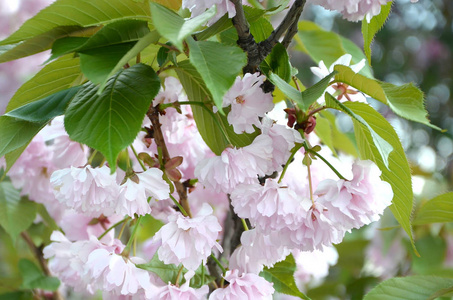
241, 219, 249, 231
87, 150, 98, 165
306, 148, 346, 180
210, 254, 226, 274
98, 217, 130, 240
201, 262, 205, 286
170, 194, 189, 217
306, 152, 314, 205
130, 145, 146, 171
118, 218, 129, 240
278, 143, 304, 183
124, 217, 142, 254
175, 265, 184, 287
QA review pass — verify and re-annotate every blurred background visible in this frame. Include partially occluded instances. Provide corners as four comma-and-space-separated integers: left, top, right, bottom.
0, 0, 452, 299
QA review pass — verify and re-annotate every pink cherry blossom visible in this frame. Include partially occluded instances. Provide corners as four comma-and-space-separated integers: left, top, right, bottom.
153, 76, 187, 106
116, 178, 152, 217
182, 0, 236, 25
223, 73, 274, 134
315, 160, 393, 230
195, 134, 273, 194
293, 246, 338, 286
309, 0, 391, 22
209, 269, 274, 300
154, 204, 223, 270
157, 271, 209, 299
50, 165, 119, 217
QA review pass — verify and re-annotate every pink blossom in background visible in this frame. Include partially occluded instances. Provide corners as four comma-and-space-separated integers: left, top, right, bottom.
209, 269, 275, 300
157, 271, 209, 299
223, 73, 274, 134
309, 0, 391, 22
293, 246, 338, 287
182, 0, 236, 25
154, 204, 223, 270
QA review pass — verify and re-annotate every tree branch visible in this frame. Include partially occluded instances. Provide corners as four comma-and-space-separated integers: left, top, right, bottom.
147, 106, 193, 218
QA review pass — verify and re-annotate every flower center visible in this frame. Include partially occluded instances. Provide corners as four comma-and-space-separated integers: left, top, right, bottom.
235, 95, 245, 104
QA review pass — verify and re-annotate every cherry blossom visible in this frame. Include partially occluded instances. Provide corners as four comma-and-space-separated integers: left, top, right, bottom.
154, 204, 223, 270
309, 0, 392, 22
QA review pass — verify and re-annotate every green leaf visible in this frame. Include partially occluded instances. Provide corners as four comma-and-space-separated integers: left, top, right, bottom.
187, 38, 246, 114
413, 192, 453, 225
342, 101, 415, 253
261, 254, 310, 299
325, 94, 392, 168
5, 87, 81, 123
364, 275, 453, 300
0, 0, 151, 46
412, 235, 446, 275
0, 291, 33, 300
0, 26, 89, 63
0, 182, 37, 241
268, 72, 303, 105
249, 17, 274, 43
334, 65, 441, 130
150, 2, 215, 51
300, 71, 337, 110
98, 30, 161, 93
191, 265, 215, 289
19, 259, 60, 291
6, 54, 83, 112
0, 116, 45, 158
261, 43, 291, 82
64, 63, 160, 171
339, 36, 374, 78
137, 253, 180, 284
79, 42, 136, 84
5, 145, 28, 173
176, 61, 258, 154
48, 36, 89, 62
362, 2, 392, 63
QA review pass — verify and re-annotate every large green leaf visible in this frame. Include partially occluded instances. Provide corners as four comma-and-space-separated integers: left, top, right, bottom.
6, 54, 83, 112
19, 259, 60, 291
137, 253, 181, 284
0, 183, 37, 241
176, 61, 258, 154
0, 26, 89, 63
343, 101, 415, 252
5, 87, 81, 123
150, 2, 215, 51
261, 43, 291, 83
413, 192, 453, 225
362, 2, 392, 63
49, 20, 149, 62
411, 235, 446, 275
79, 42, 137, 84
0, 0, 151, 46
250, 17, 274, 43
64, 63, 160, 171
0, 116, 45, 158
334, 65, 441, 130
261, 254, 310, 299
187, 38, 246, 114
364, 275, 453, 300
325, 94, 392, 168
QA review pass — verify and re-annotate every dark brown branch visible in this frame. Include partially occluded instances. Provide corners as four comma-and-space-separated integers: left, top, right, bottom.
147, 106, 193, 218
282, 17, 300, 49
21, 232, 63, 300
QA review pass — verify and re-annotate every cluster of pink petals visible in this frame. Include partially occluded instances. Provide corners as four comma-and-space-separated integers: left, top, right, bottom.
223, 73, 274, 134
116, 168, 170, 217
260, 117, 303, 172
154, 204, 223, 270
44, 231, 159, 298
195, 134, 273, 194
153, 76, 187, 106
293, 246, 339, 285
50, 165, 119, 217
315, 160, 393, 230
309, 0, 392, 22
209, 269, 274, 300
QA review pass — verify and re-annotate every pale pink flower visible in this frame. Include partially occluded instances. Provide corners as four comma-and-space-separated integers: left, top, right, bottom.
260, 117, 304, 172
115, 168, 170, 217
223, 73, 274, 134
315, 160, 393, 230
85, 248, 159, 298
309, 0, 391, 22
310, 54, 367, 103
230, 229, 290, 274
42, 116, 88, 168
153, 76, 187, 106
209, 269, 274, 300
157, 271, 209, 299
195, 134, 273, 194
188, 185, 229, 228
50, 165, 119, 217
154, 204, 223, 270
231, 179, 303, 232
